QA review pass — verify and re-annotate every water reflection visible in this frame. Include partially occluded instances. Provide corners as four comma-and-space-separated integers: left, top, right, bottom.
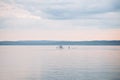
41, 68, 120, 80
0, 46, 120, 80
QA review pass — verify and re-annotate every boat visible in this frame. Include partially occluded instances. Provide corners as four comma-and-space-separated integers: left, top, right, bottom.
59, 45, 63, 49
57, 45, 64, 49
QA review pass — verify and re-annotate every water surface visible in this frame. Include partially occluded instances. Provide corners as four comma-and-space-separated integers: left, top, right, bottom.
0, 46, 120, 80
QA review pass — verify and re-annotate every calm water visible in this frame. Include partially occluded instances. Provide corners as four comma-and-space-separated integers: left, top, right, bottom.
0, 46, 120, 80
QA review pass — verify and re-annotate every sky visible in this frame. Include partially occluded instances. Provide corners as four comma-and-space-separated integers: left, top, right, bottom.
0, 0, 120, 41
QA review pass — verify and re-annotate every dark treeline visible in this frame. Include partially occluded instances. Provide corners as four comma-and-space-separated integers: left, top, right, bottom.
0, 40, 120, 45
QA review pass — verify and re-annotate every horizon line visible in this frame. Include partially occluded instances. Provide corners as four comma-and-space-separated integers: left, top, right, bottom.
0, 40, 120, 42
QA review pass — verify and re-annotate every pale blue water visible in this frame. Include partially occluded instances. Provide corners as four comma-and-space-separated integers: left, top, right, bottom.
0, 46, 120, 80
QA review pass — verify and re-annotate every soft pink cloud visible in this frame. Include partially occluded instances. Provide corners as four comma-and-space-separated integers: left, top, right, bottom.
0, 1, 40, 19
0, 29, 120, 41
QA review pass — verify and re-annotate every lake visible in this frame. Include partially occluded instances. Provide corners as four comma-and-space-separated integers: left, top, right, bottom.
0, 46, 120, 80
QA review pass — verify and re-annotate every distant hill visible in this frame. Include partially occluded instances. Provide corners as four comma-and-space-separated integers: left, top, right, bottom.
0, 40, 120, 45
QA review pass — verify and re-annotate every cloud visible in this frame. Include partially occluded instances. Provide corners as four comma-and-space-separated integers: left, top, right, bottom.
0, 1, 41, 19
0, 29, 120, 41
2, 0, 119, 19
0, 0, 120, 40
37, 0, 120, 19
0, 1, 42, 29
0, 0, 120, 30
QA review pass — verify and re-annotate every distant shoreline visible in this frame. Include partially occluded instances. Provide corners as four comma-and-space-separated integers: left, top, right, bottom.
0, 40, 120, 46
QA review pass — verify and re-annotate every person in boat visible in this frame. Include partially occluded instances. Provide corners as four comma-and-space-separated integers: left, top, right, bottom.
59, 45, 63, 49
68, 46, 70, 49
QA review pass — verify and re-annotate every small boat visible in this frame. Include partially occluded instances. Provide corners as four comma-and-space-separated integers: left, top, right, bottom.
56, 45, 63, 49
59, 45, 63, 49
68, 46, 70, 49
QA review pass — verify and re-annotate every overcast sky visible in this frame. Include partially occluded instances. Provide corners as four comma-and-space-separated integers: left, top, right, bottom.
0, 0, 120, 41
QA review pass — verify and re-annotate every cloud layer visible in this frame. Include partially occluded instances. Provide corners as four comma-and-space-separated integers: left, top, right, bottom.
0, 0, 120, 28
0, 0, 120, 40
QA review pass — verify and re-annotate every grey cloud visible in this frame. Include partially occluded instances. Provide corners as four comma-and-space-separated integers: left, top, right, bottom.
0, 0, 120, 29
40, 1, 120, 20
3, 0, 120, 19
